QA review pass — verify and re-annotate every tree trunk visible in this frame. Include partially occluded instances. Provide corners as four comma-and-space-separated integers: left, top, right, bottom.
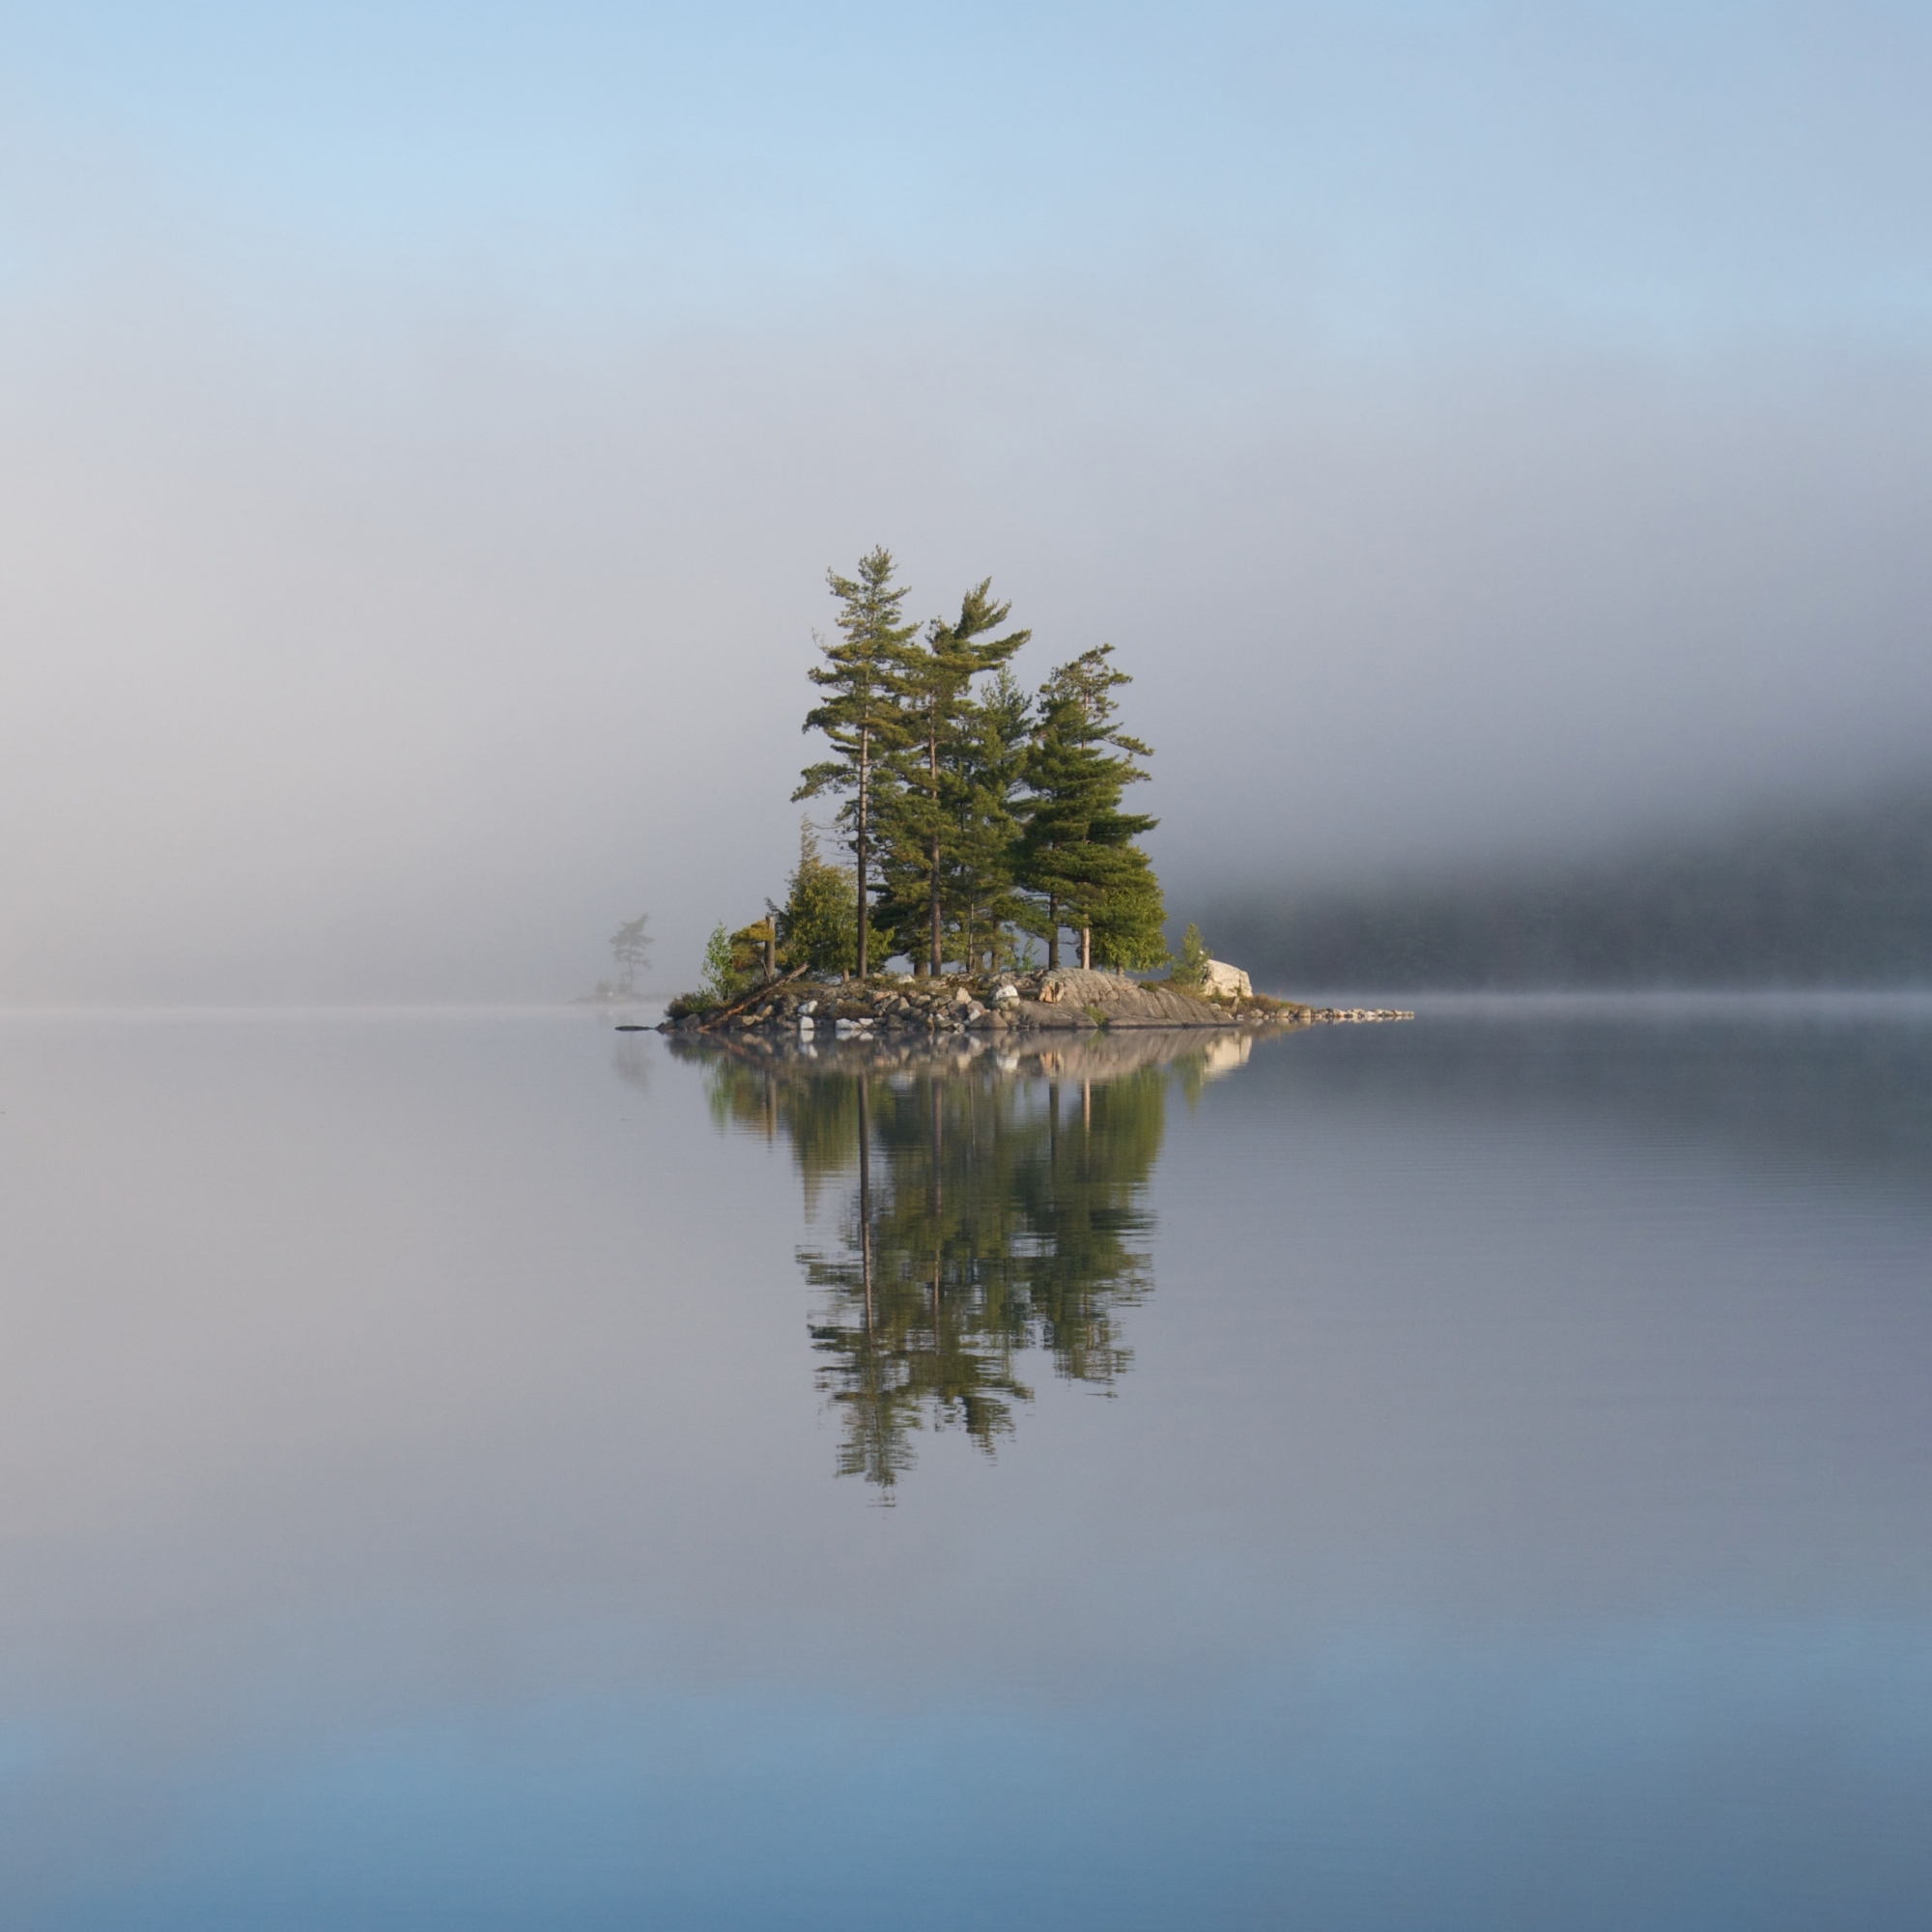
855, 727, 869, 980
928, 715, 943, 978
1081, 926, 1092, 970
929, 832, 943, 977
1046, 895, 1060, 970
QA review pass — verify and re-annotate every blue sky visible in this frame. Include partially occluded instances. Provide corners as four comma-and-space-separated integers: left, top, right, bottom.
10, 2, 1932, 345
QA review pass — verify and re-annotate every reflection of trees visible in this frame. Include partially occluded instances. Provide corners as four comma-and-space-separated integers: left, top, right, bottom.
611, 1033, 652, 1095
696, 1044, 1169, 1493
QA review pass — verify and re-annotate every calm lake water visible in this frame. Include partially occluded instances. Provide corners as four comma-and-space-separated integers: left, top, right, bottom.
0, 997, 1928, 1929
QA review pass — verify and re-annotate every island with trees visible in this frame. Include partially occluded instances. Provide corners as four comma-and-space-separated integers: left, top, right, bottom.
656, 549, 1410, 1039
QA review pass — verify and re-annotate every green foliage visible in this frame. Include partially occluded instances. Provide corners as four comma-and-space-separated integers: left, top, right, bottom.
948, 668, 1037, 971
794, 549, 920, 978
1091, 868, 1170, 972
729, 918, 780, 983
775, 820, 888, 977
879, 582, 1032, 975
1014, 644, 1160, 967
781, 552, 1169, 983
1170, 922, 1210, 988
700, 923, 752, 1005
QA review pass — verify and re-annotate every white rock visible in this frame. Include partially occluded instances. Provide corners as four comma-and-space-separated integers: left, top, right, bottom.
1203, 958, 1252, 999
991, 982, 1020, 1006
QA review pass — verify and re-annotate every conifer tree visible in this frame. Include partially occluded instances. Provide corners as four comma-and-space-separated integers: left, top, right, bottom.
948, 668, 1035, 970
794, 549, 917, 980
1171, 922, 1210, 988
1014, 645, 1166, 970
883, 581, 1030, 975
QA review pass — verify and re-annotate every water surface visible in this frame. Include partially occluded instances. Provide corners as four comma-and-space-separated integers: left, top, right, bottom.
0, 998, 1927, 1928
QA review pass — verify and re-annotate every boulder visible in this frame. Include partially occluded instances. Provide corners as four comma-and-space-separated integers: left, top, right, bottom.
1034, 966, 1247, 1028
1203, 958, 1252, 999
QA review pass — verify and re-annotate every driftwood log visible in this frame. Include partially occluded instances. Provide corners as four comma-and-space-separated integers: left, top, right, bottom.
697, 964, 809, 1032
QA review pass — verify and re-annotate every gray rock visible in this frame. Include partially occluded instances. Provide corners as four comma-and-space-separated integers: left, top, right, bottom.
1202, 958, 1252, 999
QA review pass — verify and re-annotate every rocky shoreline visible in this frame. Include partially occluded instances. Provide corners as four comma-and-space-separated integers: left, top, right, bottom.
656, 966, 1411, 1038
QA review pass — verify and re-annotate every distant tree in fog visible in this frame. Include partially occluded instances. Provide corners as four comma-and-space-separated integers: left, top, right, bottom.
610, 914, 653, 994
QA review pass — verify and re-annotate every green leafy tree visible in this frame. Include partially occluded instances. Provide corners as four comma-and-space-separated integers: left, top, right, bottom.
729, 918, 779, 981
794, 549, 918, 980
774, 819, 886, 977
1014, 644, 1165, 970
699, 923, 751, 1006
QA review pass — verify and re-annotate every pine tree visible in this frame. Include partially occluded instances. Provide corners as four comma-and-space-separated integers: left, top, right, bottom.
1171, 922, 1210, 988
1014, 645, 1165, 971
947, 668, 1035, 971
883, 582, 1030, 976
793, 549, 918, 980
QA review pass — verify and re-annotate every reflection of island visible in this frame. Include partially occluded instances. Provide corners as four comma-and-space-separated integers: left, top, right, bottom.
675, 1031, 1258, 1492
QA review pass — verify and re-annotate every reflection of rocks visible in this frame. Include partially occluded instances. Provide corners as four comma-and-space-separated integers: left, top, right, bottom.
1200, 1035, 1253, 1079
667, 1023, 1287, 1083
1307, 1007, 1416, 1023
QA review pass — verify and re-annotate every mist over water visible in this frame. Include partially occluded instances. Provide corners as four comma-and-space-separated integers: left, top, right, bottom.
1212, 780, 1932, 991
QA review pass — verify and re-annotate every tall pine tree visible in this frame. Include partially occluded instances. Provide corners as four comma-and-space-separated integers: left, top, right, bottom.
1015, 645, 1167, 971
794, 549, 917, 980
882, 581, 1030, 975
948, 668, 1035, 971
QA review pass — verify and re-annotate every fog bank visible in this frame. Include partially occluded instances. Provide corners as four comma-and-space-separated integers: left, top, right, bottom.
1203, 781, 1932, 992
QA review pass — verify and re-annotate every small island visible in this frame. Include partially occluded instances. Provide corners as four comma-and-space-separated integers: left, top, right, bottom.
648, 548, 1409, 1038
662, 966, 1410, 1039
